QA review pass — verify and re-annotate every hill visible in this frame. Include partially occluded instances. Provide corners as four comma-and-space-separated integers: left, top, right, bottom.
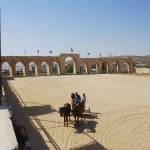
121, 55, 150, 67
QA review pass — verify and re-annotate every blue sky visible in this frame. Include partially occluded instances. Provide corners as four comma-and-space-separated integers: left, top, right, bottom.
0, 0, 150, 57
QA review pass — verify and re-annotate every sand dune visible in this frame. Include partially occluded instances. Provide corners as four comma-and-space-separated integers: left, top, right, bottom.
3, 74, 150, 150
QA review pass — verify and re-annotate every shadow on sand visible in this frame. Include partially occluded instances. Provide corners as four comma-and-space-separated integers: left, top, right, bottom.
2, 77, 108, 150
72, 112, 100, 133
2, 77, 59, 150
70, 111, 107, 150
69, 141, 107, 150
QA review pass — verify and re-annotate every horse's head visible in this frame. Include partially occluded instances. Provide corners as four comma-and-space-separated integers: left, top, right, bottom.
58, 107, 64, 117
64, 103, 71, 108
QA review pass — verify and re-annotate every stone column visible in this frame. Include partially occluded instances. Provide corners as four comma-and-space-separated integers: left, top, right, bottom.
129, 62, 133, 73
22, 65, 25, 76
108, 62, 112, 74
60, 63, 65, 75
87, 63, 91, 74
11, 65, 16, 76
9, 65, 13, 77
118, 62, 123, 73
25, 62, 28, 76
36, 63, 40, 76
48, 61, 52, 75
75, 61, 80, 74
46, 63, 50, 75
98, 62, 102, 74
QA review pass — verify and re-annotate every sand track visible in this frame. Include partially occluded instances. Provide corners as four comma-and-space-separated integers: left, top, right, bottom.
3, 74, 150, 150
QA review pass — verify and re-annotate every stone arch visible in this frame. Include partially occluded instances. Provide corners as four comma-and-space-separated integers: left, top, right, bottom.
28, 61, 37, 76
80, 62, 88, 74
101, 62, 108, 73
51, 61, 60, 75
112, 62, 119, 73
1, 55, 133, 76
64, 56, 76, 74
122, 62, 129, 73
40, 61, 49, 75
15, 62, 25, 76
90, 62, 98, 74
2, 62, 11, 76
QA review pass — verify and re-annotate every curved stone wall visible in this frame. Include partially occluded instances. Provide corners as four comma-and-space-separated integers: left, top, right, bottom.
1, 54, 133, 76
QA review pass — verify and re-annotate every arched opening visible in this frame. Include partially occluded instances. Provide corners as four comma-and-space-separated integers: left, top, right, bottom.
28, 62, 36, 76
90, 62, 98, 74
40, 61, 48, 75
52, 62, 60, 74
102, 62, 108, 73
112, 62, 119, 73
2, 62, 11, 76
80, 62, 87, 74
122, 62, 129, 73
65, 57, 76, 74
15, 62, 24, 76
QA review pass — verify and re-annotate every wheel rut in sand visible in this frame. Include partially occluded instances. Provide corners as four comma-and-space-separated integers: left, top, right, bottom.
99, 108, 150, 149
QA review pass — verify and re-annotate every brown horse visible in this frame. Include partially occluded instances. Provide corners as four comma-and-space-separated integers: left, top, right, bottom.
59, 103, 71, 127
71, 101, 84, 126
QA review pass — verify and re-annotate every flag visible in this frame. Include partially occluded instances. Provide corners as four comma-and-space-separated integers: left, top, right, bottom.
70, 48, 73, 52
100, 53, 101, 58
49, 50, 52, 54
37, 50, 39, 53
87, 52, 90, 55
24, 49, 27, 55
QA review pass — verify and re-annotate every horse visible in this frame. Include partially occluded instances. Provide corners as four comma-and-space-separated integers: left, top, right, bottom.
72, 100, 85, 113
58, 103, 71, 127
71, 101, 83, 126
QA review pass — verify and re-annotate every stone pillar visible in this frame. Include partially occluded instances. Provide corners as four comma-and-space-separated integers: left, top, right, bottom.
87, 63, 91, 74
129, 62, 133, 73
108, 62, 112, 74
9, 65, 13, 77
60, 63, 65, 75
118, 62, 123, 73
22, 65, 26, 76
48, 61, 52, 75
36, 63, 40, 75
98, 62, 102, 74
75, 61, 80, 74
11, 65, 16, 76
25, 62, 28, 76
46, 63, 50, 75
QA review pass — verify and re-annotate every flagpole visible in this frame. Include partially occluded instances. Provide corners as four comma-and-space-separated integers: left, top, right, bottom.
0, 9, 2, 105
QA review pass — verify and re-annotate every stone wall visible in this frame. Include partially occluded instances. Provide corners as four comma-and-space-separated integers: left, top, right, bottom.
1, 54, 133, 76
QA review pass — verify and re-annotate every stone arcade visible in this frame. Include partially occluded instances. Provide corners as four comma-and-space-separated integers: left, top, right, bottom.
1, 54, 133, 76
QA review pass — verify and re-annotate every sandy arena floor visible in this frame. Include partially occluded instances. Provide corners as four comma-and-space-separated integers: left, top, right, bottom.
3, 74, 150, 150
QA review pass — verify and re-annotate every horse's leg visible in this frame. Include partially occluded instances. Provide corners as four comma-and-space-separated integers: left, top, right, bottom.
66, 116, 68, 127
64, 116, 66, 126
65, 116, 68, 127
74, 116, 76, 126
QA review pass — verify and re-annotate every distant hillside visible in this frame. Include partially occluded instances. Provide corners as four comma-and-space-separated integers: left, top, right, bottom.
130, 55, 150, 62
121, 55, 150, 68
